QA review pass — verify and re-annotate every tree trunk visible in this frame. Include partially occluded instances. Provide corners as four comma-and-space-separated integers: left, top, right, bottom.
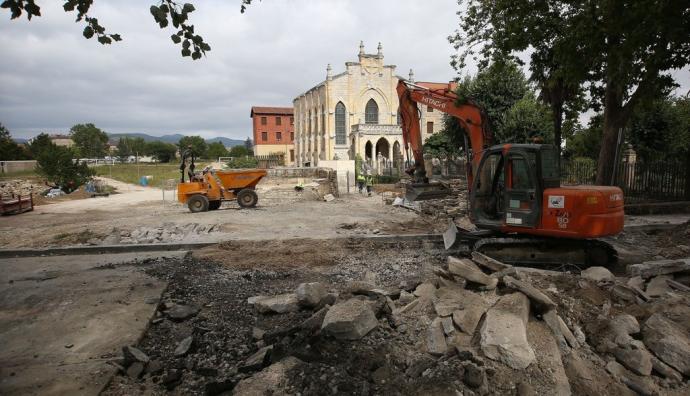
595, 82, 626, 185
551, 100, 563, 172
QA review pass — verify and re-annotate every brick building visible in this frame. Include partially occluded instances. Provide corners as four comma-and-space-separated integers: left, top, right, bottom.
249, 106, 295, 165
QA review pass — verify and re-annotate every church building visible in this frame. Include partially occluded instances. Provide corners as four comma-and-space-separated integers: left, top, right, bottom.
293, 42, 443, 168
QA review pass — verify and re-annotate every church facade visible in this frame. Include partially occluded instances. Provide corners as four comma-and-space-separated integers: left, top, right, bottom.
293, 42, 443, 168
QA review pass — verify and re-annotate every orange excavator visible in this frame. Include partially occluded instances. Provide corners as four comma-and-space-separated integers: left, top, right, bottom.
397, 80, 624, 265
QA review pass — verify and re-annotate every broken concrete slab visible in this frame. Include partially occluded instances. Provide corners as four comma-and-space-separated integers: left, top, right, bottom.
165, 304, 200, 321
463, 362, 488, 394
398, 290, 415, 305
123, 345, 150, 365
295, 282, 327, 308
433, 286, 466, 317
613, 346, 653, 376
126, 362, 144, 379
580, 266, 615, 283
650, 356, 683, 383
503, 275, 556, 313
628, 257, 690, 278
413, 282, 436, 298
480, 292, 535, 369
239, 345, 273, 372
440, 316, 455, 336
233, 356, 302, 395
645, 275, 672, 297
253, 293, 300, 314
641, 313, 690, 375
451, 296, 490, 336
471, 251, 512, 272
173, 336, 193, 357
426, 317, 448, 356
321, 298, 378, 340
447, 256, 498, 289
300, 306, 330, 333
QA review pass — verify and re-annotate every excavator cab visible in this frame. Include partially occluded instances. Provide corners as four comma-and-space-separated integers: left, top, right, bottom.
470, 144, 556, 230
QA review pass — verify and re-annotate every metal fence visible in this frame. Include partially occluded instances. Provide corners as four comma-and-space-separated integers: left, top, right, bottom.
562, 158, 690, 203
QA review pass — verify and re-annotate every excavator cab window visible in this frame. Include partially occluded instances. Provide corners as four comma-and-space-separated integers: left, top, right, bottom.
472, 151, 505, 225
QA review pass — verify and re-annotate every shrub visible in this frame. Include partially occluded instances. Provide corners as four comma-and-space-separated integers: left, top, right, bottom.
36, 143, 94, 192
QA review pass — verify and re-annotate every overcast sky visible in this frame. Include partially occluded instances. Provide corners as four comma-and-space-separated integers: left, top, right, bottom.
0, 0, 463, 140
1, 1, 688, 141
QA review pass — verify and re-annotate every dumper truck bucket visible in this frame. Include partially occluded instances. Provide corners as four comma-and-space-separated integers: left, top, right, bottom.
405, 182, 451, 202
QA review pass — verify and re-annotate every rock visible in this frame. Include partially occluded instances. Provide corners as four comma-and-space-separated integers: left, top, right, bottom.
252, 327, 265, 340
452, 299, 489, 336
614, 346, 653, 376
166, 304, 200, 321
347, 281, 376, 295
295, 282, 327, 308
174, 336, 193, 357
433, 286, 466, 317
611, 285, 637, 302
650, 356, 683, 383
239, 345, 273, 373
448, 257, 498, 289
516, 382, 536, 396
645, 275, 672, 297
480, 292, 535, 369
471, 251, 512, 272
426, 318, 448, 356
254, 293, 300, 314
627, 276, 645, 290
605, 359, 626, 378
628, 258, 690, 278
233, 357, 303, 396
503, 275, 557, 313
122, 346, 149, 365
413, 282, 436, 298
440, 316, 455, 336
398, 290, 415, 305
405, 356, 435, 378
581, 266, 615, 282
463, 362, 488, 394
145, 360, 163, 375
300, 306, 330, 333
642, 313, 690, 375
321, 298, 378, 340
126, 362, 144, 379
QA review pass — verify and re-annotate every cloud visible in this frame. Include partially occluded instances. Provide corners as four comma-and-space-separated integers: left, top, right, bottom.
0, 0, 460, 140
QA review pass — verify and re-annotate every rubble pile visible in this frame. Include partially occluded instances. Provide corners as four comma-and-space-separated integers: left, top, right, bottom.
85, 223, 221, 245
0, 179, 45, 199
418, 178, 468, 218
103, 244, 690, 395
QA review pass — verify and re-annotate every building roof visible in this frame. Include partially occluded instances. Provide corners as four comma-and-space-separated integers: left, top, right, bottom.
49, 134, 72, 139
250, 106, 294, 117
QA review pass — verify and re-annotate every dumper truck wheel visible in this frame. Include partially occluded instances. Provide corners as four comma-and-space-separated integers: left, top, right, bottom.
237, 189, 258, 208
188, 194, 209, 213
208, 200, 221, 210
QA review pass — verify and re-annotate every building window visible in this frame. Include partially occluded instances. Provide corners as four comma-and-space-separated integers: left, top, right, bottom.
290, 150, 295, 162
335, 102, 346, 145
276, 117, 282, 126
290, 132, 294, 141
290, 117, 294, 125
397, 110, 402, 125
276, 132, 282, 141
427, 121, 434, 134
321, 105, 325, 136
261, 116, 267, 125
365, 99, 378, 124
427, 106, 433, 112
308, 110, 312, 134
261, 132, 268, 141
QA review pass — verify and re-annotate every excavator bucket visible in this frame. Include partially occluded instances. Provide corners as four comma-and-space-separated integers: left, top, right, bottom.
405, 182, 451, 202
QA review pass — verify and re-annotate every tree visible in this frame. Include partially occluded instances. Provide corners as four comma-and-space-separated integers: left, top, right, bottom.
146, 141, 177, 163
207, 141, 228, 160
1, 0, 255, 59
501, 94, 554, 144
69, 123, 108, 158
27, 133, 53, 158
451, 0, 690, 185
564, 115, 603, 160
115, 137, 132, 161
627, 96, 690, 161
178, 135, 207, 158
0, 122, 31, 160
35, 143, 94, 192
423, 129, 462, 157
229, 145, 248, 157
244, 137, 254, 154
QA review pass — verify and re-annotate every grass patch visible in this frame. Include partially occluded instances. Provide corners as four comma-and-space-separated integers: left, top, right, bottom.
94, 163, 208, 186
0, 168, 39, 180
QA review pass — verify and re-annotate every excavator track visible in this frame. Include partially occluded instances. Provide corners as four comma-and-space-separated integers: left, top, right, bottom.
471, 236, 618, 271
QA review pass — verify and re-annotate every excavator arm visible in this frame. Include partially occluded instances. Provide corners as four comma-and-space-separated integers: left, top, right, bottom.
396, 80, 492, 193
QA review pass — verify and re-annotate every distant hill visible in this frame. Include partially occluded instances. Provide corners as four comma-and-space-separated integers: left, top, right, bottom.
107, 133, 246, 147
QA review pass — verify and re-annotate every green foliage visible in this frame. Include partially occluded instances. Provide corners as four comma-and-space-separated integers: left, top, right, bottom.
35, 143, 94, 192
207, 141, 229, 159
354, 154, 363, 178
244, 138, 254, 154
0, 122, 31, 160
27, 133, 52, 158
564, 115, 603, 160
627, 96, 690, 161
423, 129, 462, 157
502, 95, 554, 144
228, 145, 248, 157
178, 135, 207, 158
226, 156, 258, 169
69, 123, 108, 158
146, 141, 177, 163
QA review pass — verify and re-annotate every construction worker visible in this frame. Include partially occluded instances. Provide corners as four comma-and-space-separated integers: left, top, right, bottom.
365, 172, 373, 196
356, 172, 365, 193
179, 145, 195, 182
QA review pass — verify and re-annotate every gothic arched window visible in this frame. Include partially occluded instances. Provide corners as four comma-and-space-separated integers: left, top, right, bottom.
335, 102, 346, 145
365, 99, 379, 124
